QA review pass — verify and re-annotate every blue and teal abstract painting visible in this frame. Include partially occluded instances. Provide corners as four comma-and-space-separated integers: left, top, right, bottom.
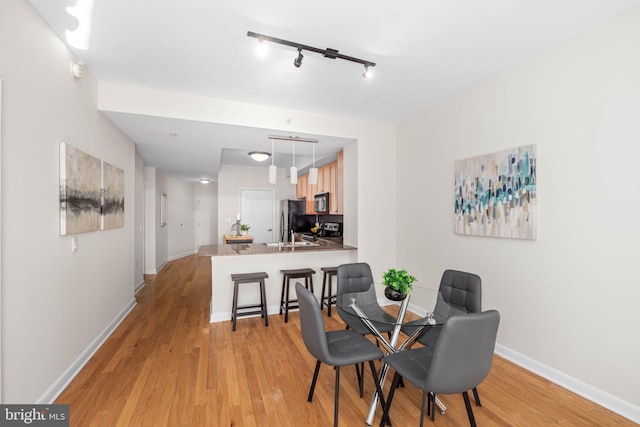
454, 145, 537, 239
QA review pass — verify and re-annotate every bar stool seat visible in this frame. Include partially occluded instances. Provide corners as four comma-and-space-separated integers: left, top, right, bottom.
280, 268, 315, 323
320, 266, 338, 316
230, 272, 269, 331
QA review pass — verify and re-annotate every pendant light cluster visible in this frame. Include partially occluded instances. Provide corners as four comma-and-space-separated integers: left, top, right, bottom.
260, 135, 318, 185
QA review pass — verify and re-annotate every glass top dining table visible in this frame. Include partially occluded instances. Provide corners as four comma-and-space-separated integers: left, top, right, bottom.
336, 289, 442, 426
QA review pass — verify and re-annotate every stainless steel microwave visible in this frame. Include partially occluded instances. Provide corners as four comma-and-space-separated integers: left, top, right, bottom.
314, 192, 330, 213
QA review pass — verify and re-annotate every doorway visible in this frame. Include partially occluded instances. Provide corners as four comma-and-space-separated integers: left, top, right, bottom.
240, 189, 275, 243
196, 194, 218, 248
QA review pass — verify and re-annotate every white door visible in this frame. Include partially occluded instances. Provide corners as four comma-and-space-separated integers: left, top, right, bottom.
240, 189, 275, 243
196, 194, 217, 248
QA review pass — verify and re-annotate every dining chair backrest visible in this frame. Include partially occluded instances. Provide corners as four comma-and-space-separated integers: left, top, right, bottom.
337, 263, 374, 293
336, 262, 378, 307
433, 269, 482, 323
296, 282, 331, 364
423, 310, 500, 394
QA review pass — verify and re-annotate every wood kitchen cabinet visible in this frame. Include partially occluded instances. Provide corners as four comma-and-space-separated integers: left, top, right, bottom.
306, 175, 317, 214
336, 150, 343, 214
329, 161, 338, 214
298, 149, 344, 215
296, 173, 307, 199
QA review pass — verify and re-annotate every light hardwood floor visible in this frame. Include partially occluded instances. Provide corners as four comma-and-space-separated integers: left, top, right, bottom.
56, 254, 635, 426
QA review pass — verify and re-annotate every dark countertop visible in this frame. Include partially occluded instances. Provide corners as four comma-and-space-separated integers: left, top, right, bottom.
198, 238, 356, 257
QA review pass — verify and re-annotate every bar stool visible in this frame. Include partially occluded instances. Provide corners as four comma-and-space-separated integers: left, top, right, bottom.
320, 266, 338, 316
279, 268, 315, 323
230, 272, 269, 331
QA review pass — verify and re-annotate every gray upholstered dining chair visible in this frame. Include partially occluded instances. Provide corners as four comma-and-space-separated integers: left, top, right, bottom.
336, 262, 399, 394
403, 269, 482, 336
336, 263, 396, 336
381, 310, 500, 427
296, 283, 386, 427
402, 269, 483, 404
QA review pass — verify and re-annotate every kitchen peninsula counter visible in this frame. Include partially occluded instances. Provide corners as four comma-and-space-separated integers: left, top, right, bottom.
198, 240, 355, 257
199, 241, 357, 323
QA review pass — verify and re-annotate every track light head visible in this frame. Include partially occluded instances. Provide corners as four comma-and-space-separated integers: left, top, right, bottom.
363, 65, 373, 79
293, 49, 303, 68
256, 37, 268, 57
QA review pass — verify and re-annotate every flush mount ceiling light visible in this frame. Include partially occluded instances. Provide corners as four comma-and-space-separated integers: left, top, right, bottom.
199, 179, 211, 184
249, 151, 271, 162
247, 31, 376, 78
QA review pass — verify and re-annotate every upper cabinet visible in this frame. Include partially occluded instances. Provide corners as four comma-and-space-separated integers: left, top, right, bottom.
298, 150, 344, 215
329, 150, 344, 215
296, 173, 307, 199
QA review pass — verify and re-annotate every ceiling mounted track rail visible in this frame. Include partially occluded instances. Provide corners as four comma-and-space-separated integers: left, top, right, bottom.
248, 31, 376, 78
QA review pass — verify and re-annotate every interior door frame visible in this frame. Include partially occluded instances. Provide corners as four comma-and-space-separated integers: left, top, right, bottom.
239, 188, 275, 243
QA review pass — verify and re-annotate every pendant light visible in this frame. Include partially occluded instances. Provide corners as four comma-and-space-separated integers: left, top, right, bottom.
308, 144, 318, 185
290, 141, 297, 184
268, 138, 277, 184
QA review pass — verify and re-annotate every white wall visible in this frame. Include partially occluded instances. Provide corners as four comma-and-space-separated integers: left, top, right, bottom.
143, 167, 169, 273
217, 165, 297, 243
143, 167, 157, 274
195, 181, 219, 246
134, 152, 145, 290
167, 177, 196, 259
0, 0, 136, 403
396, 6, 640, 421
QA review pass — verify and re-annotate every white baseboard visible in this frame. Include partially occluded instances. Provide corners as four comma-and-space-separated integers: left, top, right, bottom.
167, 251, 196, 262
146, 252, 195, 276
135, 280, 145, 294
495, 344, 640, 424
156, 259, 168, 273
36, 298, 137, 404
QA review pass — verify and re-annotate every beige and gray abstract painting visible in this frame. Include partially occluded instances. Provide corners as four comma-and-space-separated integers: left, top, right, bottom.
101, 161, 125, 230
60, 142, 102, 235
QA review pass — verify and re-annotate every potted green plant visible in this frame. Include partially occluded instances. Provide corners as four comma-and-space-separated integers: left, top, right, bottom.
240, 224, 251, 236
382, 268, 416, 301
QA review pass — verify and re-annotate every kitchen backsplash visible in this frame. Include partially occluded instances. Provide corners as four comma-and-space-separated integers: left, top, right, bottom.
297, 214, 343, 232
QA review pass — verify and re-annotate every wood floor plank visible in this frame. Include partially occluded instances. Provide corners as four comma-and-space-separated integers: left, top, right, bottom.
55, 255, 637, 426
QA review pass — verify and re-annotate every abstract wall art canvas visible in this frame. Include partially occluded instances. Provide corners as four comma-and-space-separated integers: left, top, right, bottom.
454, 145, 537, 240
101, 161, 125, 230
60, 142, 102, 235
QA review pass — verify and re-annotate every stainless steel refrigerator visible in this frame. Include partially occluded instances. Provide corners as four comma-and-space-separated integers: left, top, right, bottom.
280, 199, 305, 242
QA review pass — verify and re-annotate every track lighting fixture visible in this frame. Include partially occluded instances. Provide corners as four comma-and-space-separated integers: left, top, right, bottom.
247, 31, 376, 78
293, 48, 304, 68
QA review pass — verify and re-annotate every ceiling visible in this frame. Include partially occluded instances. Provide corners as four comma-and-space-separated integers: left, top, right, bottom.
28, 0, 640, 182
